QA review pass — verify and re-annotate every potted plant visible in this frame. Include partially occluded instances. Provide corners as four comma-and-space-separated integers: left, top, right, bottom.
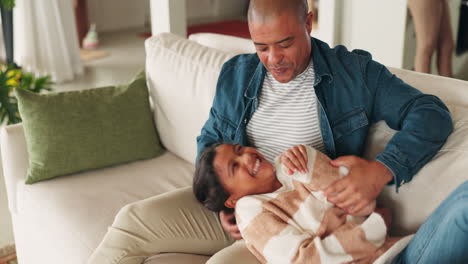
0, 65, 53, 125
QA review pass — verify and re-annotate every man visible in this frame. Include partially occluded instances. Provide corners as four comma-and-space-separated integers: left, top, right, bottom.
197, 0, 468, 263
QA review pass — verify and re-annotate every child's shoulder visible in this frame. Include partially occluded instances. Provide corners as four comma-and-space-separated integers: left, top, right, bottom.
237, 193, 274, 208
237, 195, 261, 210
236, 195, 266, 229
236, 193, 279, 213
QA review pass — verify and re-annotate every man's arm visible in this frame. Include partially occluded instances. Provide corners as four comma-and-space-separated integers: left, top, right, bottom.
196, 53, 259, 161
325, 52, 452, 214
196, 107, 222, 161
195, 60, 233, 162
366, 58, 453, 189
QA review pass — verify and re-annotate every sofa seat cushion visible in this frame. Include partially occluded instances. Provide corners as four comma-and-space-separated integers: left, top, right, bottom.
1, 124, 195, 264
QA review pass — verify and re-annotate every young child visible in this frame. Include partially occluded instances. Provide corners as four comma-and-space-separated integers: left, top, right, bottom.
194, 143, 402, 264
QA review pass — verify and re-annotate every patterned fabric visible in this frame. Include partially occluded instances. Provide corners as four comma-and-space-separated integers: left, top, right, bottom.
236, 146, 398, 263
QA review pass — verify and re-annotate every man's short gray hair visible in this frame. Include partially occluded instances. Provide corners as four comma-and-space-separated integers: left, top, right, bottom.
248, 0, 309, 24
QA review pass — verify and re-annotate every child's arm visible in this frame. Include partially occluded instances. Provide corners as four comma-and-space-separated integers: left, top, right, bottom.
277, 145, 341, 190
236, 197, 386, 264
279, 145, 377, 216
278, 145, 309, 175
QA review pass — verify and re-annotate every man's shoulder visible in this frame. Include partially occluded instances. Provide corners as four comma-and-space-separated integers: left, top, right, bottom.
314, 38, 374, 65
215, 53, 263, 96
222, 53, 260, 70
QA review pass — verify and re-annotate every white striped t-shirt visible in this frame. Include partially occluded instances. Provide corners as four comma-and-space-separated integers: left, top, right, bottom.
246, 60, 326, 162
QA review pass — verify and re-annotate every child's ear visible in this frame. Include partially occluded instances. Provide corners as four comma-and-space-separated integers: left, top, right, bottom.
225, 195, 237, 209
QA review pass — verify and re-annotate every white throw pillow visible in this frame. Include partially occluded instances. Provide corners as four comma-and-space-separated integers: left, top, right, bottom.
145, 33, 235, 164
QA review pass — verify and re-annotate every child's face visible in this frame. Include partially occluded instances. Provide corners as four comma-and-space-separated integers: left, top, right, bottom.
213, 144, 280, 208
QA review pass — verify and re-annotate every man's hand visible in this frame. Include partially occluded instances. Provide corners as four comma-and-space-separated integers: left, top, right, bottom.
323, 156, 393, 215
220, 210, 242, 240
280, 145, 308, 175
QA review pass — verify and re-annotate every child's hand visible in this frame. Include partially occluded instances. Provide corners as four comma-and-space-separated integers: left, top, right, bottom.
280, 145, 308, 175
220, 210, 242, 240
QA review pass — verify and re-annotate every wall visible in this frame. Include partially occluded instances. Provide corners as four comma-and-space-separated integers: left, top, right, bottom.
339, 0, 408, 68
338, 0, 468, 80
87, 0, 150, 32
186, 0, 249, 25
88, 0, 250, 32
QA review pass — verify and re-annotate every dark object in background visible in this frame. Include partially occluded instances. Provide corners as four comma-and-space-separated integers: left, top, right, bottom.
74, 0, 89, 47
0, 2, 14, 65
456, 0, 468, 55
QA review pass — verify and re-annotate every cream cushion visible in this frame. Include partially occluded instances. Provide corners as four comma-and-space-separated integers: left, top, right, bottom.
146, 33, 235, 164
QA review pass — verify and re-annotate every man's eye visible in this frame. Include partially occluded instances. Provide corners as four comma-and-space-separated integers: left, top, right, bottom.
233, 162, 239, 169
280, 44, 291, 49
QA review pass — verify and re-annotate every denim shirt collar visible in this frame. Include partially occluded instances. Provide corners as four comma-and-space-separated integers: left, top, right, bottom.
243, 62, 265, 99
311, 37, 333, 86
243, 37, 332, 100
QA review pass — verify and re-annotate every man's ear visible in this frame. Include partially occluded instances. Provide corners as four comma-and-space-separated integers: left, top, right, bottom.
225, 195, 238, 209
305, 11, 314, 34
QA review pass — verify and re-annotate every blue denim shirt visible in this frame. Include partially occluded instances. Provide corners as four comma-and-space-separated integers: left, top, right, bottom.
196, 37, 452, 191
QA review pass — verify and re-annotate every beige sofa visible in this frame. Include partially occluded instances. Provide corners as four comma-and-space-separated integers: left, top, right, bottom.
1, 32, 468, 264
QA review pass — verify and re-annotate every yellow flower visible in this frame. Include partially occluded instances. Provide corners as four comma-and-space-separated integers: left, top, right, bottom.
6, 69, 21, 87
6, 78, 19, 87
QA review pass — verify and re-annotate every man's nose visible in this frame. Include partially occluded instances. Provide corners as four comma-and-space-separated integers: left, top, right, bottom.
268, 47, 283, 65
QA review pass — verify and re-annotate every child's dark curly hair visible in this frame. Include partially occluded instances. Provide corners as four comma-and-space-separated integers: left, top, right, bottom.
193, 143, 234, 213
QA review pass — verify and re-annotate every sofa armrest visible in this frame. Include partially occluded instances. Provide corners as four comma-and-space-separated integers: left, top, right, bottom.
1, 124, 29, 214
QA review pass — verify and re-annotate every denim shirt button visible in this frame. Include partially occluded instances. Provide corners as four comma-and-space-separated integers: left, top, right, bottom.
244, 119, 247, 124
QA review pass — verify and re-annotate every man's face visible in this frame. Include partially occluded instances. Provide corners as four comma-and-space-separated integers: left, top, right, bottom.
213, 144, 278, 207
249, 12, 313, 83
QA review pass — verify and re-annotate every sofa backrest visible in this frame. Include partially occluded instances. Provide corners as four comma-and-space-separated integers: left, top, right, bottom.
145, 33, 236, 164
188, 33, 256, 54
145, 33, 468, 235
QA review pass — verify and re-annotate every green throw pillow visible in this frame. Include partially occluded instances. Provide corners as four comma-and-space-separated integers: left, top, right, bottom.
16, 72, 164, 184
